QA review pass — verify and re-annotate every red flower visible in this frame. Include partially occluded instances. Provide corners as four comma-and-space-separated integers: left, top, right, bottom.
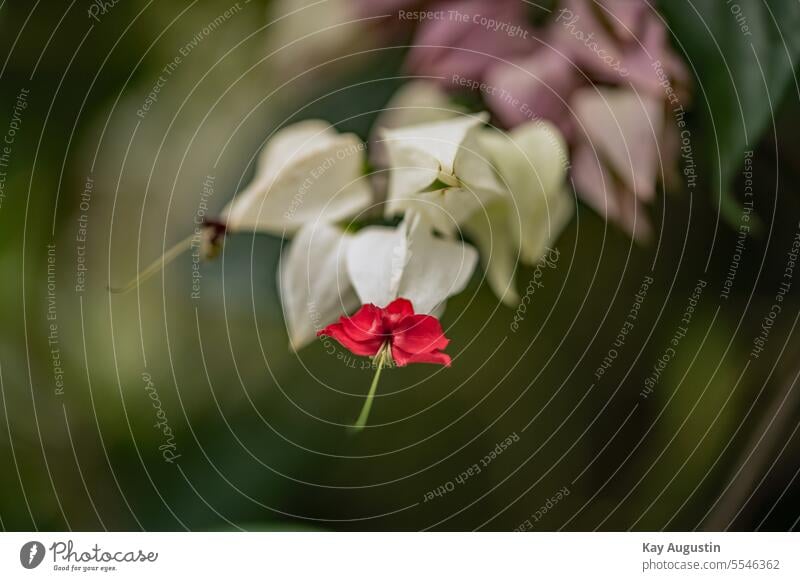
318, 298, 451, 367
318, 298, 452, 429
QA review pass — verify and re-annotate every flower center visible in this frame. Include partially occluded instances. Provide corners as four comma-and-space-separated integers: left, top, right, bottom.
436, 171, 460, 188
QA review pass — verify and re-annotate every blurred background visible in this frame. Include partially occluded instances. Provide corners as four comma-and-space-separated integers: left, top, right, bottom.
0, 0, 799, 531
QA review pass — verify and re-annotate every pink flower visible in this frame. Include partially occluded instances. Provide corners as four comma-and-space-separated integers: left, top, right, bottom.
485, 47, 583, 139
569, 87, 665, 241
484, 0, 689, 239
392, 0, 689, 240
404, 0, 535, 83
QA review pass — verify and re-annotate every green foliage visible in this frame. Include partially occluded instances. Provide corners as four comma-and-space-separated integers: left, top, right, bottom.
660, 0, 800, 224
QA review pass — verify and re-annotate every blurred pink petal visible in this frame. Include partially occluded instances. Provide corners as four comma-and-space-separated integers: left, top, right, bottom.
373, 0, 690, 240
572, 87, 665, 241
573, 87, 663, 202
484, 47, 583, 136
600, 0, 649, 42
550, 0, 630, 86
405, 0, 534, 82
571, 86, 669, 241
487, 0, 687, 240
572, 136, 652, 242
552, 0, 687, 97
619, 14, 670, 95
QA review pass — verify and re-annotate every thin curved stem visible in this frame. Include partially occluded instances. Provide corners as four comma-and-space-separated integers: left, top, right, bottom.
352, 346, 389, 431
108, 235, 194, 294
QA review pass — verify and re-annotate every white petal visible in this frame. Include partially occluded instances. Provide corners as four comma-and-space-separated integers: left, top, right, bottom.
501, 121, 568, 200
279, 223, 359, 350
463, 199, 520, 307
345, 220, 408, 308
370, 81, 462, 197
387, 187, 488, 237
397, 215, 478, 314
225, 120, 372, 235
372, 80, 460, 145
481, 122, 572, 263
345, 214, 478, 314
383, 112, 502, 235
383, 150, 441, 214
383, 113, 489, 207
429, 303, 447, 319
227, 120, 334, 219
255, 119, 338, 180
383, 113, 488, 176
454, 124, 506, 198
516, 186, 574, 264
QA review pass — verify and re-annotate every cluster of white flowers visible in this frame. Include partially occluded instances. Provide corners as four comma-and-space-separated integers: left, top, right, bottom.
221, 82, 573, 349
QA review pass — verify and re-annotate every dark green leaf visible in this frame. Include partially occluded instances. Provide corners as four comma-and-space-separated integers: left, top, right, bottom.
660, 0, 800, 225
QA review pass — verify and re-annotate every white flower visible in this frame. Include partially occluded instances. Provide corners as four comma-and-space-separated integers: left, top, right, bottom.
223, 119, 373, 236
463, 199, 521, 306
221, 119, 373, 348
465, 121, 572, 306
381, 113, 505, 235
369, 80, 462, 191
346, 213, 478, 315
279, 222, 360, 349
370, 81, 461, 157
112, 120, 371, 295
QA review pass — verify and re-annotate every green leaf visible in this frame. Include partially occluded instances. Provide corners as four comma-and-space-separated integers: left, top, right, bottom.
660, 0, 800, 225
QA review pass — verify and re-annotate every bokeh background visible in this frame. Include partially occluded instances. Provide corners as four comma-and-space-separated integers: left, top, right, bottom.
1, 0, 799, 531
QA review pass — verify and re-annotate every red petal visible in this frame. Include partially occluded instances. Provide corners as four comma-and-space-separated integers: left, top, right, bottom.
341, 304, 385, 343
318, 300, 452, 366
391, 345, 452, 367
318, 322, 383, 357
392, 314, 450, 354
381, 298, 415, 327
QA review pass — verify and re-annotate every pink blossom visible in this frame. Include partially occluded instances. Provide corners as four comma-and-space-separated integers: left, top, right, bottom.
491, 1, 689, 238
405, 0, 535, 82
392, 0, 690, 239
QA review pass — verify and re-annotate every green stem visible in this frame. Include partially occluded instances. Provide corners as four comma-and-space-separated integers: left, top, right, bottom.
352, 346, 388, 431
108, 235, 194, 294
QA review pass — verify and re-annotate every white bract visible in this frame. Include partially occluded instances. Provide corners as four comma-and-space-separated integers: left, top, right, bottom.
223, 120, 373, 348
369, 80, 461, 189
217, 100, 571, 351
118, 100, 573, 348
223, 119, 372, 236
465, 120, 573, 306
346, 213, 478, 316
381, 113, 506, 235
279, 223, 360, 349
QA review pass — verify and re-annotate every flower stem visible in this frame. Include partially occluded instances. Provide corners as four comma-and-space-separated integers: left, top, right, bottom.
108, 235, 195, 294
352, 345, 389, 431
